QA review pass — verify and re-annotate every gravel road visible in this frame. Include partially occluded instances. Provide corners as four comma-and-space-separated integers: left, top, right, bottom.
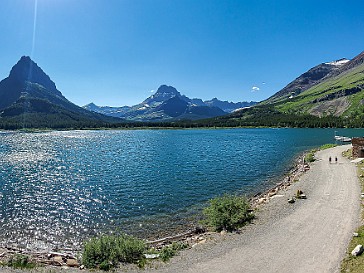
139, 145, 361, 273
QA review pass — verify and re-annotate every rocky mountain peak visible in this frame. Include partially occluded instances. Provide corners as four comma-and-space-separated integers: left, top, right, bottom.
143, 84, 182, 105
154, 85, 180, 96
9, 56, 58, 93
321, 51, 364, 81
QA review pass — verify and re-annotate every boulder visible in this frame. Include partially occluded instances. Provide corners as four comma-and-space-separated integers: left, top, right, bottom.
194, 226, 206, 234
66, 259, 79, 267
351, 245, 363, 256
52, 256, 64, 265
220, 230, 227, 235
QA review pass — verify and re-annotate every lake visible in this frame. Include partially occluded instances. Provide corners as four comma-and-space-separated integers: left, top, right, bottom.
0, 128, 363, 251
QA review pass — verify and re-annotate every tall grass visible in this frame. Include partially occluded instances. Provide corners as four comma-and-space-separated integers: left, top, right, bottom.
320, 143, 337, 150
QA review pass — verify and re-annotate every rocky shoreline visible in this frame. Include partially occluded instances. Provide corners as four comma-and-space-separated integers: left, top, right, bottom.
250, 153, 310, 208
0, 152, 311, 270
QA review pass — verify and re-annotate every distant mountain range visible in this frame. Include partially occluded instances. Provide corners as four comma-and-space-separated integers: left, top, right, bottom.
0, 57, 255, 128
0, 56, 118, 129
83, 85, 257, 121
2, 49, 364, 129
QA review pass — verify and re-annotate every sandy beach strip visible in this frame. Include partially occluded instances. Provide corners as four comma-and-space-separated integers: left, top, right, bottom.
134, 144, 361, 273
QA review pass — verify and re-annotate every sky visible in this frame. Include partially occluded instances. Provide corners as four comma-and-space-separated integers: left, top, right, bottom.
0, 0, 364, 107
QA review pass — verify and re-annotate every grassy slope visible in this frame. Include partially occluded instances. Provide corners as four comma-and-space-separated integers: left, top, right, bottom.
341, 160, 364, 273
275, 63, 364, 116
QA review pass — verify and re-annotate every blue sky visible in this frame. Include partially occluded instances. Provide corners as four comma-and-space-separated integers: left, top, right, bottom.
1, 0, 364, 107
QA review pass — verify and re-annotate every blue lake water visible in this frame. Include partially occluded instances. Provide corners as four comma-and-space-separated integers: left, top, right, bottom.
0, 128, 363, 251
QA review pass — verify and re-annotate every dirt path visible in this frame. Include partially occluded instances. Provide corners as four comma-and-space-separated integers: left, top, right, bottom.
140, 145, 361, 273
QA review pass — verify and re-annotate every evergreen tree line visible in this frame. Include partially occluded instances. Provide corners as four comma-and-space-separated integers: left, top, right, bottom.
0, 105, 363, 130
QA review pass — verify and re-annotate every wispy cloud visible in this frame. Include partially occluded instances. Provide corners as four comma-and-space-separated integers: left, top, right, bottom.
251, 86, 260, 92
150, 90, 155, 93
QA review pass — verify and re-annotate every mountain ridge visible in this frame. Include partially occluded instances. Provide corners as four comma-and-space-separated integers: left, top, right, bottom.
84, 84, 257, 121
205, 50, 364, 128
264, 58, 350, 104
272, 51, 364, 118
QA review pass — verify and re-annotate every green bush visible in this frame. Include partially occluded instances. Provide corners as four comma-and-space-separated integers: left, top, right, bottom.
159, 242, 188, 262
305, 152, 315, 163
202, 194, 254, 232
82, 234, 146, 270
7, 254, 36, 269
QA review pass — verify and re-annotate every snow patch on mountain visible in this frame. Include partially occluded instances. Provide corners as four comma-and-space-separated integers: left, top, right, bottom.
325, 58, 350, 66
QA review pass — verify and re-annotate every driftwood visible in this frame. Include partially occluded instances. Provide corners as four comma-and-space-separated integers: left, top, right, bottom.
147, 230, 196, 245
48, 251, 76, 259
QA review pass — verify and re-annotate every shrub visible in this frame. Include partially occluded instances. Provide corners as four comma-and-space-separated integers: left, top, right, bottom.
159, 242, 188, 262
202, 194, 254, 232
7, 254, 36, 269
305, 152, 315, 163
82, 234, 146, 270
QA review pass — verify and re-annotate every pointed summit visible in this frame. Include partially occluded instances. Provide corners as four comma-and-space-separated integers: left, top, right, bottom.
0, 56, 118, 128
143, 85, 182, 105
154, 85, 180, 96
9, 56, 59, 94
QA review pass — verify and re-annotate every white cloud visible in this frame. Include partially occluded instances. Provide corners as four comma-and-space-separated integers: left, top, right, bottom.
251, 86, 260, 92
150, 90, 155, 93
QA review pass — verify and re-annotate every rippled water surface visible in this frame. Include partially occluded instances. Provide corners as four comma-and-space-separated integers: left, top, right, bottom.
0, 128, 363, 250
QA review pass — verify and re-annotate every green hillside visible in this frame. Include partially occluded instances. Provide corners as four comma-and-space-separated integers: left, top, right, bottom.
201, 51, 364, 128
275, 62, 364, 118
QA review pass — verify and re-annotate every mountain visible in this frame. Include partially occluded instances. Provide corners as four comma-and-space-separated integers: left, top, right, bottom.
0, 56, 119, 129
271, 51, 364, 120
202, 50, 364, 128
156, 95, 226, 119
327, 51, 364, 78
142, 85, 190, 106
83, 103, 131, 118
264, 58, 349, 104
204, 98, 257, 112
84, 84, 257, 121
156, 96, 189, 117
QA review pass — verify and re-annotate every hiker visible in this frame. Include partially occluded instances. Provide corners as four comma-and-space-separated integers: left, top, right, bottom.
329, 156, 332, 163
335, 156, 338, 163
